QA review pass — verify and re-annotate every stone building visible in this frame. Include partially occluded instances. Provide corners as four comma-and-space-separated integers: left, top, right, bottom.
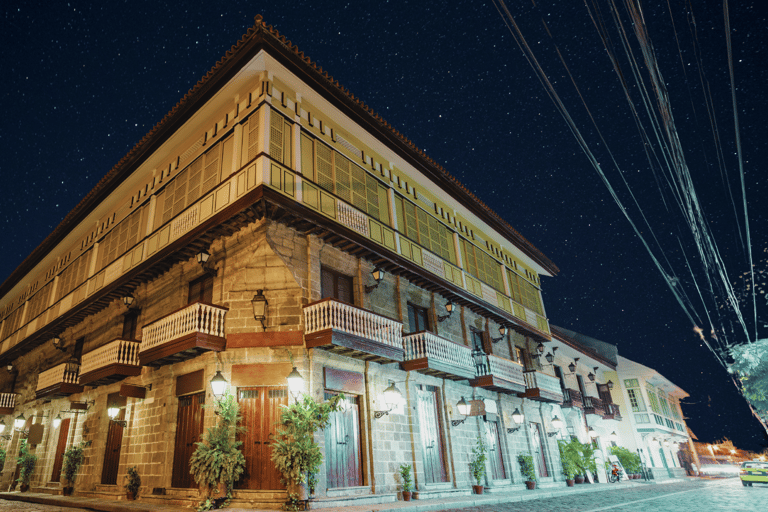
0, 16, 572, 507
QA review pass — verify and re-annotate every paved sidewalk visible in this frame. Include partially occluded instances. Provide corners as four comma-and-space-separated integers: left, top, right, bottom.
0, 479, 694, 512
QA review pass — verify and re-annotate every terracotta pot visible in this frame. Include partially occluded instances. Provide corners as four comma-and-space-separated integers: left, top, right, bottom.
62, 486, 74, 496
20, 483, 29, 493
126, 492, 136, 500
574, 476, 585, 484
472, 484, 484, 494
402, 491, 412, 501
525, 481, 536, 490
566, 479, 575, 487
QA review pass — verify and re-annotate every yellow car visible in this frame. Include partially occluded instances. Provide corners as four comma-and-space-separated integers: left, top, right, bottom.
740, 461, 768, 486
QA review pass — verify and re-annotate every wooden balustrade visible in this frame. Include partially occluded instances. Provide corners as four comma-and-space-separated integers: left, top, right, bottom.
79, 339, 142, 387
140, 301, 228, 367
521, 370, 564, 403
0, 393, 16, 414
401, 331, 475, 380
304, 298, 404, 363
471, 354, 525, 394
562, 388, 584, 408
35, 361, 83, 399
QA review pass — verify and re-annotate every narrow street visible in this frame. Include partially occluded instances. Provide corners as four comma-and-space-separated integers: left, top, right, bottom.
0, 479, 765, 512
441, 479, 763, 512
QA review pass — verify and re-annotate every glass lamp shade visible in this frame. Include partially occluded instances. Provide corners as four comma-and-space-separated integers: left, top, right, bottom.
371, 268, 383, 282
445, 302, 454, 313
568, 362, 576, 373
107, 406, 120, 420
286, 367, 305, 398
545, 352, 554, 364
456, 397, 469, 417
588, 372, 595, 382
251, 290, 268, 322
14, 413, 25, 431
537, 342, 545, 353
607, 380, 614, 389
551, 415, 563, 430
383, 382, 402, 409
499, 326, 507, 337
196, 250, 210, 264
610, 431, 618, 442
53, 414, 62, 429
0, 420, 5, 434
663, 439, 670, 447
210, 370, 229, 399
588, 427, 598, 439
511, 408, 524, 425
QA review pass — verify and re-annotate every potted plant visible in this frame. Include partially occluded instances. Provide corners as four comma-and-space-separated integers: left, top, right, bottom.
468, 435, 487, 494
399, 463, 413, 501
124, 466, 141, 499
271, 393, 343, 507
16, 439, 37, 492
189, 390, 246, 511
0, 446, 6, 473
60, 442, 86, 495
609, 446, 641, 480
577, 440, 597, 482
557, 439, 578, 486
518, 454, 537, 490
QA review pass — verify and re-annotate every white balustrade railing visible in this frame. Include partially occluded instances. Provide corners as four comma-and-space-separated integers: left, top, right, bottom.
141, 302, 227, 353
80, 339, 141, 377
304, 299, 403, 349
0, 393, 16, 409
403, 331, 474, 369
475, 354, 524, 385
524, 370, 564, 400
36, 362, 80, 392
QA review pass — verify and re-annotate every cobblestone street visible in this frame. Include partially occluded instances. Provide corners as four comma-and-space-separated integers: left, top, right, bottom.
1, 479, 765, 512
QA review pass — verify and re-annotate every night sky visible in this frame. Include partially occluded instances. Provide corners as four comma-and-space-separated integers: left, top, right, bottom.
2, 2, 766, 452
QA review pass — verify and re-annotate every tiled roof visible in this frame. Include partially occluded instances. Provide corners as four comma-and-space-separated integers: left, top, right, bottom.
1, 15, 558, 298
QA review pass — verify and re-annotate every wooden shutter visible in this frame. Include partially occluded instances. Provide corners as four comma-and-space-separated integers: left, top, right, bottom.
300, 133, 315, 178
185, 158, 203, 207
246, 115, 260, 163
315, 142, 334, 193
269, 111, 284, 162
404, 202, 418, 241
202, 144, 220, 194
172, 392, 205, 488
350, 163, 367, 211
335, 153, 352, 203
282, 119, 292, 168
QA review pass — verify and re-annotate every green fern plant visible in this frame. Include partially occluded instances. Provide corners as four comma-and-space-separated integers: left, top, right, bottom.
189, 391, 245, 511
469, 435, 487, 486
16, 439, 37, 487
517, 454, 537, 482
61, 442, 86, 486
271, 393, 344, 488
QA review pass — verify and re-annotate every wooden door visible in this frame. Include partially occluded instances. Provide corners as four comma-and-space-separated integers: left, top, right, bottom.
101, 409, 125, 484
485, 422, 506, 480
50, 418, 71, 482
324, 392, 362, 488
417, 387, 447, 483
237, 387, 287, 490
529, 422, 549, 477
172, 392, 205, 488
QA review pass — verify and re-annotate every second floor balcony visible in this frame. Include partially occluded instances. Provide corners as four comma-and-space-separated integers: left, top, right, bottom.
303, 299, 404, 363
520, 370, 564, 403
0, 393, 17, 415
603, 402, 622, 421
35, 361, 84, 400
140, 301, 228, 368
561, 388, 584, 409
583, 395, 605, 417
470, 354, 525, 394
79, 338, 142, 387
401, 331, 475, 381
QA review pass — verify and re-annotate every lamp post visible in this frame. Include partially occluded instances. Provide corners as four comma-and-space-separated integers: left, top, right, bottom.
210, 370, 229, 401
374, 382, 402, 419
286, 366, 305, 403
507, 407, 524, 433
452, 397, 469, 426
251, 290, 269, 330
